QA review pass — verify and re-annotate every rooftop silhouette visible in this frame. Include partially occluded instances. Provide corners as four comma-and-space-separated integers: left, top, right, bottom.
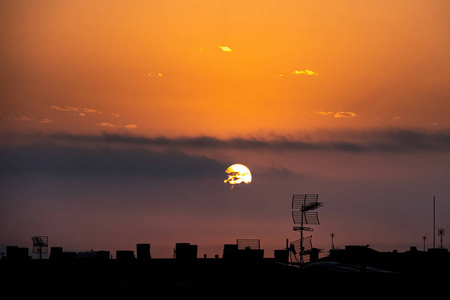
1, 238, 449, 296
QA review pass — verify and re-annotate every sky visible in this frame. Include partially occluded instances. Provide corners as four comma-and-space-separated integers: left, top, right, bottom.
1, 0, 449, 259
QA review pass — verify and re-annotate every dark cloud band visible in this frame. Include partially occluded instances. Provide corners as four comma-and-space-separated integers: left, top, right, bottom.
21, 128, 450, 153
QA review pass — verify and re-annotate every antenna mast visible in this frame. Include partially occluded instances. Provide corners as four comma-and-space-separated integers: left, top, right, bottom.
291, 194, 323, 266
433, 196, 436, 248
331, 233, 335, 250
438, 229, 445, 249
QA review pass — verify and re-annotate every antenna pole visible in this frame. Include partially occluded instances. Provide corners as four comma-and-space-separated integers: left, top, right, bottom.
300, 196, 305, 265
331, 233, 335, 250
433, 196, 436, 249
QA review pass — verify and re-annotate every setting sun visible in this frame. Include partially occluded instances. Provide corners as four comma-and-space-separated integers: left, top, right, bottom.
224, 164, 252, 187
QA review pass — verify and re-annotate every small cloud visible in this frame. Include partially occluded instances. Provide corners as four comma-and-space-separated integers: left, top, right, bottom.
78, 113, 86, 117
83, 108, 97, 113
148, 72, 163, 77
50, 105, 79, 112
334, 111, 357, 118
316, 111, 357, 118
316, 111, 335, 116
218, 46, 232, 52
111, 113, 120, 117
12, 116, 33, 121
96, 122, 115, 128
393, 116, 402, 120
125, 124, 137, 129
51, 106, 96, 113
40, 118, 55, 124
293, 69, 318, 76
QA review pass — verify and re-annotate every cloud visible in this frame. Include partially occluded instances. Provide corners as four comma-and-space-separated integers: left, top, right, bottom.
9, 128, 449, 153
316, 111, 357, 118
50, 105, 79, 112
40, 118, 55, 124
293, 69, 318, 75
218, 46, 232, 52
83, 108, 97, 113
0, 143, 227, 179
96, 122, 115, 128
316, 111, 335, 116
333, 111, 357, 118
12, 116, 33, 121
148, 72, 163, 77
95, 123, 137, 129
50, 105, 117, 117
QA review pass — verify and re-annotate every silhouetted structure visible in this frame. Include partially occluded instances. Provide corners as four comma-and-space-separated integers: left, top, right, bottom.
49, 247, 63, 260
116, 250, 135, 261
223, 239, 264, 260
174, 243, 197, 261
136, 243, 151, 261
6, 246, 29, 261
274, 249, 290, 263
76, 250, 110, 261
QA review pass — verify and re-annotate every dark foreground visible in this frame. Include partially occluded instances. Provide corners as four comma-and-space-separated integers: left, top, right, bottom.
1, 257, 448, 297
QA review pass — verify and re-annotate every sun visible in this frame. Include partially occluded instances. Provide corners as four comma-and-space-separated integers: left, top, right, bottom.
224, 164, 252, 187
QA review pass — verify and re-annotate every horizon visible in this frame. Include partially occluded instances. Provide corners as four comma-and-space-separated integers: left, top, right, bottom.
1, 1, 449, 260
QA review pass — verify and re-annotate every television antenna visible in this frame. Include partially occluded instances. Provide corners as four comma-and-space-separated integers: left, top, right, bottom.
290, 194, 323, 265
32, 236, 48, 260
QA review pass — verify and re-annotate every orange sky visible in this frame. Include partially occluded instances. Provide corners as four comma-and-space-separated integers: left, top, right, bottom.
1, 1, 449, 258
1, 0, 449, 137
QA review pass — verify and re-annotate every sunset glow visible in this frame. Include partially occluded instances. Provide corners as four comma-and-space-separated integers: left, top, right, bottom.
1, 0, 449, 259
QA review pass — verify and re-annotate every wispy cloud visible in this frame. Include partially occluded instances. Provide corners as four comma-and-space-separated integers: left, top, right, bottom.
40, 118, 55, 124
316, 111, 334, 116
50, 105, 117, 117
0, 143, 226, 178
333, 111, 357, 118
83, 108, 97, 113
12, 116, 33, 121
293, 69, 318, 75
50, 105, 79, 112
218, 46, 232, 52
316, 111, 357, 118
148, 72, 163, 77
12, 116, 54, 124
95, 123, 137, 129
96, 122, 115, 128
12, 128, 449, 153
